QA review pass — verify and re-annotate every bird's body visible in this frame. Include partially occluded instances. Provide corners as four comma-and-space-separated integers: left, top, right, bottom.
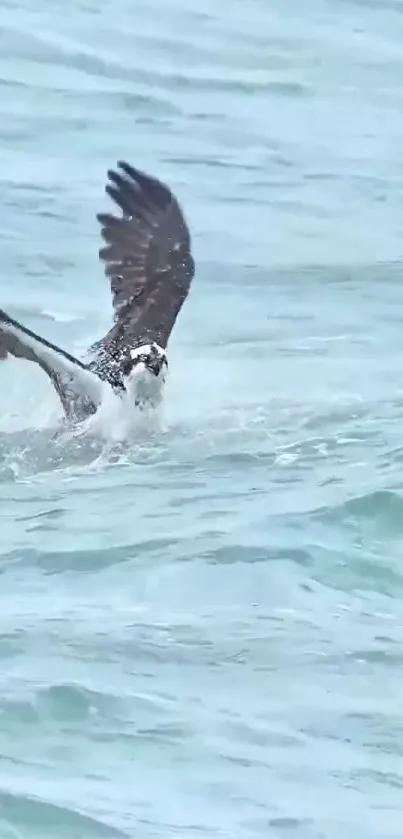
0, 161, 195, 423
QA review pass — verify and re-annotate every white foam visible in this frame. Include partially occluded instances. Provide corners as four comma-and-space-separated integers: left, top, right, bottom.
70, 382, 165, 443
41, 309, 79, 324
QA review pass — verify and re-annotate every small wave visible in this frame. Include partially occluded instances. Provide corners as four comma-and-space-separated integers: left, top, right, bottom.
0, 789, 128, 838
34, 682, 126, 722
314, 489, 403, 534
4, 304, 82, 326
0, 427, 107, 482
1, 538, 175, 574
41, 308, 80, 323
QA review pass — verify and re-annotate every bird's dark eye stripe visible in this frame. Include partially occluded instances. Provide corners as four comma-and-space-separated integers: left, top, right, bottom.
121, 351, 168, 375
135, 353, 167, 364
128, 354, 147, 364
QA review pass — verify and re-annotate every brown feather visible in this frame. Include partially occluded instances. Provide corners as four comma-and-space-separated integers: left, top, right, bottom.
89, 161, 195, 380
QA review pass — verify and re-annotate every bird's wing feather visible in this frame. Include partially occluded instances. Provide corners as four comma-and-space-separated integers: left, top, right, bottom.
0, 308, 103, 418
89, 161, 195, 376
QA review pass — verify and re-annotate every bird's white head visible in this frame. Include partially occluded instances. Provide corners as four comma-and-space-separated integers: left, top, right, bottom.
121, 341, 168, 409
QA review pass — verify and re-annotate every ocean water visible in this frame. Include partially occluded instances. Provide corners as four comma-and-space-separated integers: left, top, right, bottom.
1, 0, 403, 836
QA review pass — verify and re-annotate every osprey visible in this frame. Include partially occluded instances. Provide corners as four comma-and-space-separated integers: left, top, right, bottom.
0, 161, 195, 422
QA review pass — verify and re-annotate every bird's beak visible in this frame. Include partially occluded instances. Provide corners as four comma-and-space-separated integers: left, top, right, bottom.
145, 357, 163, 377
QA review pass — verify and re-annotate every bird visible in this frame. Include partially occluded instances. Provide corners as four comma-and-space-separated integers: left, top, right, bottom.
0, 160, 195, 423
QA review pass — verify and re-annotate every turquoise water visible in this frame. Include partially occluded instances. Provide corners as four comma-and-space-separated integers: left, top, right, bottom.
1, 0, 403, 836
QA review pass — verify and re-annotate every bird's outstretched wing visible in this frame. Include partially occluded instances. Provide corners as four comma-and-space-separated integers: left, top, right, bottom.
0, 308, 103, 420
89, 160, 195, 376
